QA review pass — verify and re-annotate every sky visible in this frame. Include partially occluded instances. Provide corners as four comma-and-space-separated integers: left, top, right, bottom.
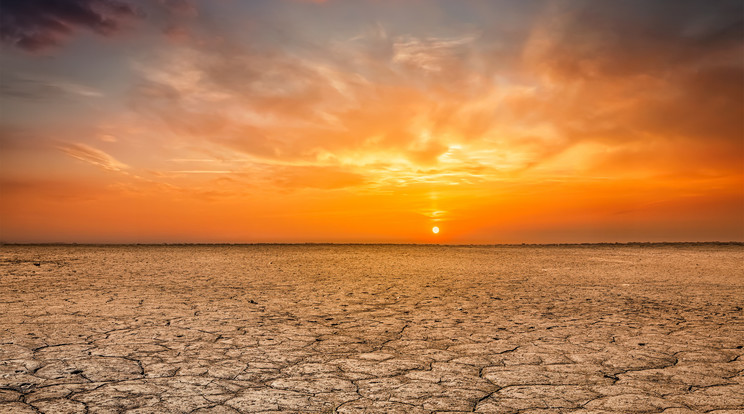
1, 0, 742, 243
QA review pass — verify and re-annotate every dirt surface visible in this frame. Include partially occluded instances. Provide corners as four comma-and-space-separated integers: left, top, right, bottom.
1, 244, 743, 413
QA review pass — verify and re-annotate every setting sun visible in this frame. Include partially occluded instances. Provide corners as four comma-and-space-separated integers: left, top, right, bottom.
432, 227, 440, 234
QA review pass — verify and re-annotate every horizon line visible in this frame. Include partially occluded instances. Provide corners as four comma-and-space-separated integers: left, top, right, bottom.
2, 241, 743, 247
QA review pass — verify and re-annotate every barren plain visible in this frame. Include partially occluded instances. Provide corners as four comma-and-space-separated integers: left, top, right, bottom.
1, 244, 743, 413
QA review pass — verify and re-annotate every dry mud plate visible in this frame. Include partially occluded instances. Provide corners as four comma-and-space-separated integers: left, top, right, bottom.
1, 244, 743, 414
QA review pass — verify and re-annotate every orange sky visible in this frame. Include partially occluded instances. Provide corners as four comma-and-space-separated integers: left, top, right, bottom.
1, 0, 742, 243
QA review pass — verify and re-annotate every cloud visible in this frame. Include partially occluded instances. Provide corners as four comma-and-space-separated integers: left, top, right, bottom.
509, 0, 744, 170
1, 75, 104, 99
119, 0, 743, 194
58, 142, 128, 171
523, 0, 743, 82
393, 35, 477, 73
129, 31, 489, 166
0, 0, 141, 51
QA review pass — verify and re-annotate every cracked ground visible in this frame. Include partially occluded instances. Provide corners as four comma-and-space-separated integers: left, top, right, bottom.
1, 244, 743, 414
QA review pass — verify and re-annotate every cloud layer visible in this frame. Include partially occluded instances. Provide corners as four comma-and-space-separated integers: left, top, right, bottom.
1, 0, 742, 242
129, 0, 743, 188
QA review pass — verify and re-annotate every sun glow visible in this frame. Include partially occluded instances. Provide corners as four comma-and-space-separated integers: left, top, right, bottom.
432, 226, 440, 234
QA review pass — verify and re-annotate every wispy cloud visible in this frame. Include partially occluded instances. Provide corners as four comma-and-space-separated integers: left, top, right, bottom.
57, 142, 128, 172
393, 34, 477, 73
1, 75, 103, 99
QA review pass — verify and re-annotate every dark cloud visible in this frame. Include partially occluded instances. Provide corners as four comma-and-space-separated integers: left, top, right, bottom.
0, 0, 141, 51
526, 0, 743, 80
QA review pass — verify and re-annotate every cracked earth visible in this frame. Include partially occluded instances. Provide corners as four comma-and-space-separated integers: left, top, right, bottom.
1, 244, 743, 413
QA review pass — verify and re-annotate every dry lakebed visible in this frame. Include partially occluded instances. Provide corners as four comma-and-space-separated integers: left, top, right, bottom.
1, 244, 742, 413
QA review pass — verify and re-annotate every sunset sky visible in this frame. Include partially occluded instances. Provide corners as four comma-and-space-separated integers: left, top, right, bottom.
1, 0, 742, 243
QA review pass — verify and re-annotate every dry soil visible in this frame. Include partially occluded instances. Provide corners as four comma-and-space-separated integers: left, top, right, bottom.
1, 244, 742, 413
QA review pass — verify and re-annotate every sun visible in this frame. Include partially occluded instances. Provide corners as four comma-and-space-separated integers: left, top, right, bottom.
432, 226, 440, 234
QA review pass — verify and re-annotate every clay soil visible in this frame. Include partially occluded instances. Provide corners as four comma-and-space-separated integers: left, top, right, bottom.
1, 244, 743, 413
